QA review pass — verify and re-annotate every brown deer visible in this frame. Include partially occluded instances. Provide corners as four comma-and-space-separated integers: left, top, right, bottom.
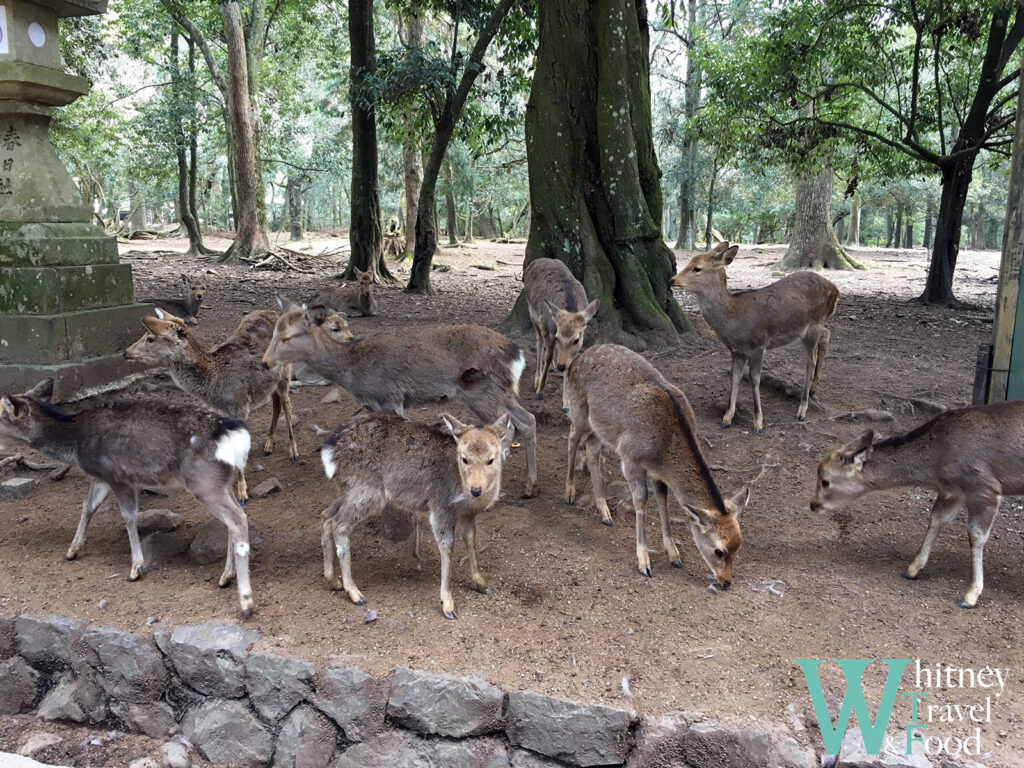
140, 273, 207, 325
262, 297, 538, 497
810, 401, 1024, 608
670, 242, 839, 433
320, 412, 514, 619
523, 258, 600, 407
0, 379, 256, 618
308, 268, 378, 317
124, 308, 298, 502
564, 344, 748, 586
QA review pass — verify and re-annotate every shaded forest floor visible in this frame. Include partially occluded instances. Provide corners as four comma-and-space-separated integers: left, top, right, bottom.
2, 235, 1021, 764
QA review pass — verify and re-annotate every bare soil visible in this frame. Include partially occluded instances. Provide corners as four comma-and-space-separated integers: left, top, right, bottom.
2, 236, 1022, 765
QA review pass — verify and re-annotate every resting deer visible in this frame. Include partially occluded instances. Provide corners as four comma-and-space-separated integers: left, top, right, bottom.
124, 308, 298, 502
564, 344, 748, 585
140, 273, 207, 325
670, 242, 839, 433
810, 401, 1024, 608
523, 258, 600, 407
0, 380, 255, 618
262, 297, 538, 497
308, 268, 378, 317
320, 412, 514, 619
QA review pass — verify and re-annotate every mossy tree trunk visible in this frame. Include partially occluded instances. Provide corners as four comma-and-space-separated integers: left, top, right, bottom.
778, 167, 863, 270
515, 0, 687, 348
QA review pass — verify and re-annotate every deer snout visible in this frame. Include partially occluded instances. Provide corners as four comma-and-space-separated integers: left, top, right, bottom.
556, 363, 566, 372
470, 487, 483, 497
720, 580, 731, 590
810, 499, 823, 512
260, 358, 271, 370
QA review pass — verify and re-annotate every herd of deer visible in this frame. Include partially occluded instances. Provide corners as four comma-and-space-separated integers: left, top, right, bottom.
1, 243, 1019, 620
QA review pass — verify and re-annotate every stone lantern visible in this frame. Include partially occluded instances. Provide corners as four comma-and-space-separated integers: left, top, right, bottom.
0, 0, 148, 399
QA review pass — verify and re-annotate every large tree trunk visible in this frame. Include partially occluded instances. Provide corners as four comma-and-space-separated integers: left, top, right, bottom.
444, 158, 458, 245
286, 174, 306, 241
920, 157, 975, 304
401, 10, 425, 257
129, 181, 147, 231
779, 167, 862, 269
511, 0, 687, 347
171, 33, 206, 256
845, 197, 860, 245
894, 206, 904, 249
923, 198, 934, 248
220, 0, 269, 263
674, 0, 701, 251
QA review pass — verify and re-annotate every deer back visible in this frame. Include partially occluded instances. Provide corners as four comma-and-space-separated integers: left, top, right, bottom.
524, 258, 589, 323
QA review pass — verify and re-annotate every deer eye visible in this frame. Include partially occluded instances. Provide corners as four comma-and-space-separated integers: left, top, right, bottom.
693, 267, 701, 273
714, 548, 725, 559
486, 458, 494, 465
146, 336, 154, 343
821, 479, 830, 488
461, 457, 468, 465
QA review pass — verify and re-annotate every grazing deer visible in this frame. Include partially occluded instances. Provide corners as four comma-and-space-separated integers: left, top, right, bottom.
140, 273, 207, 325
0, 380, 256, 618
262, 297, 538, 497
320, 412, 514, 619
523, 258, 600, 407
810, 401, 1024, 608
124, 308, 298, 502
308, 269, 378, 317
564, 344, 748, 585
670, 242, 839, 433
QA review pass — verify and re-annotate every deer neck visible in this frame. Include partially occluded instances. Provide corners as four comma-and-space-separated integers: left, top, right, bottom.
310, 329, 357, 385
28, 408, 83, 466
860, 441, 933, 492
169, 339, 216, 391
693, 274, 736, 328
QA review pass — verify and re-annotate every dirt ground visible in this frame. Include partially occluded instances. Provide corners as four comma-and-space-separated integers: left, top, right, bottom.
1, 235, 1022, 765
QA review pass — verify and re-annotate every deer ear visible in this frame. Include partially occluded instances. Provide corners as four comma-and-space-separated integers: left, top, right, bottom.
543, 300, 560, 321
491, 413, 515, 456
581, 299, 600, 323
181, 273, 189, 284
276, 294, 301, 313
0, 394, 15, 418
441, 413, 470, 439
153, 307, 166, 320
727, 485, 750, 518
25, 379, 54, 402
715, 244, 739, 266
683, 504, 715, 530
307, 305, 328, 325
843, 430, 875, 470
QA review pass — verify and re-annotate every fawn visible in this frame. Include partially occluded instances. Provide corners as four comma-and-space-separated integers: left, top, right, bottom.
140, 273, 207, 325
811, 401, 1024, 608
0, 380, 256, 618
320, 412, 514, 619
565, 344, 748, 586
262, 297, 538, 497
523, 258, 600, 407
670, 242, 838, 433
124, 308, 298, 502
308, 268, 378, 317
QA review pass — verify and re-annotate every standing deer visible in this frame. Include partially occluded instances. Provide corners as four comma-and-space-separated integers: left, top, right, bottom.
670, 242, 839, 433
810, 401, 1024, 608
124, 308, 298, 502
564, 344, 748, 585
262, 297, 538, 497
308, 269, 378, 317
523, 258, 600, 406
140, 273, 207, 325
0, 380, 256, 618
320, 412, 514, 619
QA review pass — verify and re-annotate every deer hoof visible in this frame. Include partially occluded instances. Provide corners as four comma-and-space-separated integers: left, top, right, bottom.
291, 455, 300, 463
720, 422, 731, 430
671, 559, 683, 568
562, 407, 570, 414
535, 393, 543, 400
238, 498, 247, 506
354, 596, 368, 606
64, 551, 78, 562
478, 586, 492, 595
901, 571, 917, 580
640, 566, 653, 578
444, 610, 457, 620
564, 496, 575, 506
753, 427, 763, 434
957, 600, 977, 609
602, 517, 614, 527
241, 604, 255, 620
797, 415, 806, 423
263, 450, 272, 457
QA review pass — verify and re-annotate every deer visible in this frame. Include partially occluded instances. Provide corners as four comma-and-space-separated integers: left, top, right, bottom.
523, 258, 600, 408
0, 379, 256, 618
564, 344, 748, 586
124, 308, 298, 503
308, 268, 378, 318
140, 273, 208, 325
810, 400, 1024, 609
262, 297, 538, 497
320, 412, 514, 619
670, 242, 839, 433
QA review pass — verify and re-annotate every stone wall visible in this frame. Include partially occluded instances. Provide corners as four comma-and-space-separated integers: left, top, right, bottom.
0, 613, 823, 767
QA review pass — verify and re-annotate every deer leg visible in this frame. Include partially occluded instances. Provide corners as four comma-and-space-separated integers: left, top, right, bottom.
263, 391, 283, 456
66, 481, 111, 561
331, 490, 378, 607
539, 335, 556, 397
623, 461, 652, 577
747, 348, 765, 433
408, 522, 423, 572
460, 519, 490, 594
565, 422, 586, 505
191, 482, 255, 618
321, 498, 343, 590
904, 492, 962, 580
722, 353, 746, 429
797, 330, 820, 422
585, 435, 613, 526
811, 326, 830, 395
432, 520, 457, 619
278, 376, 300, 460
654, 480, 682, 567
235, 467, 248, 506
959, 496, 1000, 609
506, 403, 537, 498
111, 486, 145, 581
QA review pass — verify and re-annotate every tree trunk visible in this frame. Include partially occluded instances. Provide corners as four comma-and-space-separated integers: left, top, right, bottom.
171, 33, 206, 256
704, 156, 718, 247
885, 211, 894, 247
894, 206, 904, 249
400, 11, 425, 257
673, 0, 701, 251
286, 174, 306, 241
919, 159, 975, 304
923, 198, 934, 248
778, 167, 862, 269
510, 0, 687, 346
444, 158, 458, 245
129, 181, 147, 231
904, 221, 914, 249
977, 201, 987, 249
220, 0, 269, 263
846, 197, 860, 245
186, 37, 204, 245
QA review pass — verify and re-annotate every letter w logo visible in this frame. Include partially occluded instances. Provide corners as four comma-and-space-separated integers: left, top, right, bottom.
795, 659, 910, 755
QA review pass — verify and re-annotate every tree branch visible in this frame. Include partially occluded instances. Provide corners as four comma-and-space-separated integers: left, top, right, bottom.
161, 2, 227, 96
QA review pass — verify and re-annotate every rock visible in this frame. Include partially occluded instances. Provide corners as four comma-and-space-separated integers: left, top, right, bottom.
506, 690, 633, 767
832, 410, 895, 423
0, 476, 35, 499
387, 667, 504, 738
332, 731, 431, 768
0, 754, 73, 768
141, 532, 188, 567
159, 741, 190, 768
167, 622, 258, 698
17, 732, 61, 757
510, 750, 566, 767
37, 671, 107, 724
835, 728, 932, 768
250, 477, 283, 498
83, 625, 168, 701
0, 616, 16, 659
321, 387, 342, 403
137, 508, 184, 534
110, 700, 176, 738
433, 737, 510, 768
183, 699, 274, 768
188, 518, 229, 565
0, 656, 42, 714
273, 705, 338, 768
315, 663, 376, 742
15, 614, 85, 669
129, 758, 160, 768
246, 652, 315, 723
